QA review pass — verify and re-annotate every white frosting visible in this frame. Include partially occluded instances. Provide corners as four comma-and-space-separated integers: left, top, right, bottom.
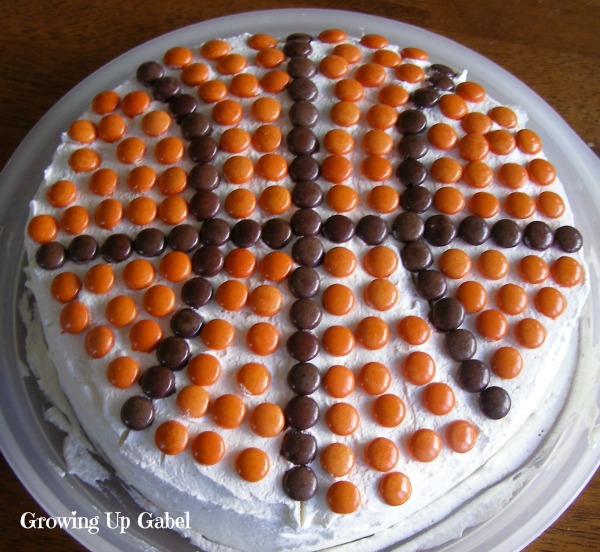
24, 32, 590, 551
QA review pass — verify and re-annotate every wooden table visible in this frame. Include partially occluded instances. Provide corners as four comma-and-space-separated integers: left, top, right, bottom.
1, 1, 599, 550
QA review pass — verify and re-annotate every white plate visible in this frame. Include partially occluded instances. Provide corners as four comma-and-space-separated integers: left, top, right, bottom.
1, 8, 599, 552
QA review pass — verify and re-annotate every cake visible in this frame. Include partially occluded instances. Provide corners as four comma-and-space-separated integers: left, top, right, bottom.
24, 26, 588, 551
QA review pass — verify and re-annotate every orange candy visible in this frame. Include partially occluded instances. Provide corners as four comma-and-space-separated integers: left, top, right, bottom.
237, 362, 271, 395
188, 353, 222, 386
216, 53, 247, 75
158, 196, 187, 226
246, 322, 280, 356
334, 79, 365, 103
105, 295, 137, 327
516, 129, 542, 154
255, 47, 285, 69
488, 106, 518, 129
248, 33, 277, 50
496, 283, 528, 315
357, 362, 391, 395
456, 81, 486, 103
378, 472, 412, 506
225, 189, 257, 219
223, 247, 256, 276
200, 39, 230, 60
428, 123, 458, 150
365, 437, 399, 472
361, 34, 389, 49
159, 251, 192, 282
333, 43, 362, 64
363, 129, 393, 156
324, 247, 357, 277
249, 403, 285, 438
498, 163, 528, 189
469, 191, 500, 218
84, 325, 115, 358
97, 113, 126, 142
60, 205, 90, 235
322, 283, 355, 315
519, 255, 550, 284
47, 179, 77, 208
156, 166, 187, 196
504, 192, 535, 219
89, 167, 118, 196
252, 124, 282, 153
491, 347, 523, 379
322, 325, 355, 356
319, 29, 348, 43
230, 73, 260, 98
154, 137, 184, 164
326, 184, 358, 211
220, 127, 251, 154
395, 63, 425, 84
251, 97, 281, 123
127, 165, 156, 193
409, 428, 443, 462
199, 80, 228, 103
326, 481, 361, 514
200, 319, 235, 350
422, 382, 455, 415
363, 245, 398, 278
247, 285, 282, 316
60, 301, 90, 334
446, 420, 478, 453
120, 90, 150, 118
438, 248, 471, 279
84, 263, 115, 294
476, 309, 509, 341
50, 272, 81, 303
488, 129, 516, 155
27, 214, 58, 244
378, 84, 409, 107
326, 402, 360, 436
181, 63, 209, 86
260, 70, 290, 94
402, 351, 436, 385
438, 94, 468, 120
537, 191, 565, 219
528, 158, 556, 186
461, 112, 492, 135
366, 104, 397, 129
534, 287, 566, 319
430, 157, 462, 184
143, 284, 176, 317
477, 250, 509, 280
458, 133, 489, 162
455, 280, 488, 313
122, 259, 155, 290
68, 119, 96, 143
141, 110, 172, 137
211, 394, 246, 429
364, 278, 398, 311
372, 49, 402, 67
176, 385, 210, 418
116, 136, 146, 164
372, 394, 406, 428
235, 448, 270, 482
324, 129, 354, 155
361, 156, 393, 181
323, 365, 355, 398
125, 196, 157, 226
163, 45, 193, 67
223, 156, 255, 185
106, 356, 139, 389
192, 431, 226, 466
355, 316, 390, 350
258, 185, 290, 213
259, 251, 293, 282
330, 101, 360, 127
212, 99, 243, 126
320, 443, 355, 477
397, 316, 430, 345
92, 90, 120, 115
433, 187, 465, 215
368, 185, 399, 214
128, 319, 162, 352
215, 280, 248, 311
462, 161, 493, 189
551, 256, 583, 287
320, 54, 350, 79
515, 318, 547, 348
155, 421, 189, 456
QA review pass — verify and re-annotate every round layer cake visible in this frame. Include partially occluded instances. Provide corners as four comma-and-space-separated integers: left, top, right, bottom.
25, 28, 587, 551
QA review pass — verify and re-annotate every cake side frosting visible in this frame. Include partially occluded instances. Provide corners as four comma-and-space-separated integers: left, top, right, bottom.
24, 28, 588, 551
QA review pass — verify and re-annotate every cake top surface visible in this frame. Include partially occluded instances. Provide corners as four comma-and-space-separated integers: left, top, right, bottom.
22, 23, 590, 551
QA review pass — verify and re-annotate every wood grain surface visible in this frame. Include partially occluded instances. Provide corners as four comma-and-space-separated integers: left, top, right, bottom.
1, 1, 598, 551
